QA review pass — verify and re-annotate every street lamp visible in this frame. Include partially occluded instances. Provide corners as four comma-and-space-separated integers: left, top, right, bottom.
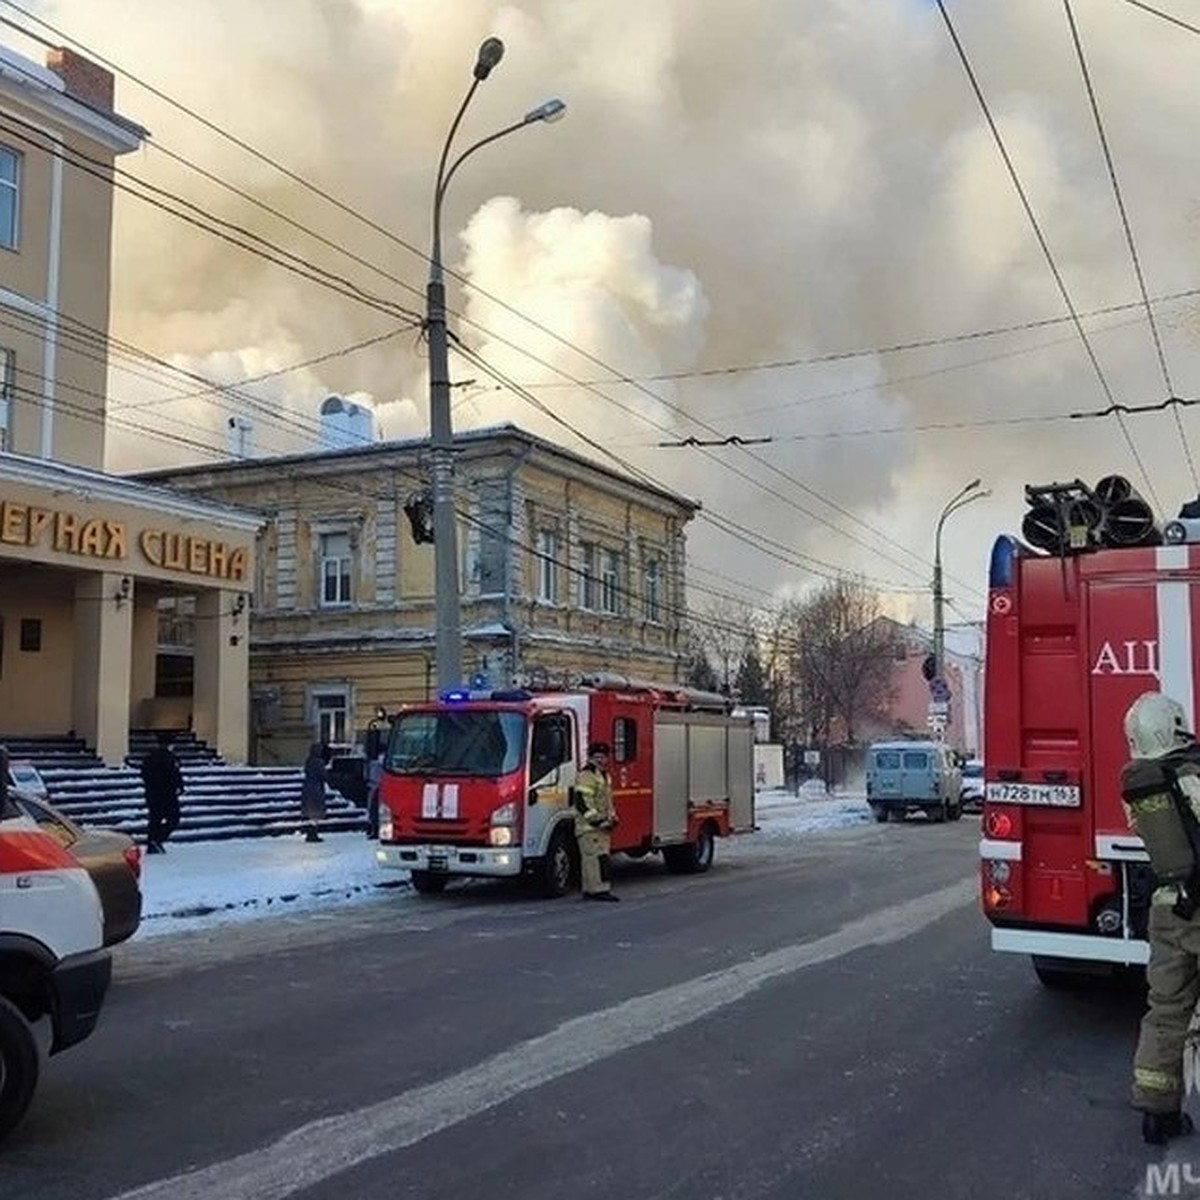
426, 36, 566, 690
933, 478, 989, 679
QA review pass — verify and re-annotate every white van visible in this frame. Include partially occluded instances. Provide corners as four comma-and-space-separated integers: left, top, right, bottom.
0, 785, 111, 1142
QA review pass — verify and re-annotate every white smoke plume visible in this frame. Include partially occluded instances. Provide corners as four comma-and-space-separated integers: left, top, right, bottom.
29, 0, 1200, 620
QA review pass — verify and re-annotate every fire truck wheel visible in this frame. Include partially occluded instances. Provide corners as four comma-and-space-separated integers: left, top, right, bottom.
664, 822, 715, 875
409, 871, 448, 896
0, 995, 39, 1144
1032, 958, 1085, 989
540, 828, 577, 898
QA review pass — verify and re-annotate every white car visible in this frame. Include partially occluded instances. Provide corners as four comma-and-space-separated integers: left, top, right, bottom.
960, 759, 985, 811
0, 786, 111, 1142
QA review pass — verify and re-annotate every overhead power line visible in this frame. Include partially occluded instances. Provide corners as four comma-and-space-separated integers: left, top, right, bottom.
1062, 0, 1198, 487
935, 0, 1163, 515
0, 3, 990, 594
1120, 0, 1200, 38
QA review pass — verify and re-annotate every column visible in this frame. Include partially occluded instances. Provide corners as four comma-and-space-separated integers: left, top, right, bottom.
193, 587, 250, 764
72, 571, 134, 765
128, 586, 159, 728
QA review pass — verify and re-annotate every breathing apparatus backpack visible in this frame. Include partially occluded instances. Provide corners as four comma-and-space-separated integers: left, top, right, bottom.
1122, 745, 1200, 917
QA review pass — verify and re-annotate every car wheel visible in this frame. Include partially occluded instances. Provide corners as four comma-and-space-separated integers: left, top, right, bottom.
409, 870, 448, 895
871, 805, 888, 824
0, 995, 39, 1144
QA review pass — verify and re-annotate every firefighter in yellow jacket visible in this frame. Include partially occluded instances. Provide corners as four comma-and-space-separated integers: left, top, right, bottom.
1122, 691, 1200, 1144
574, 741, 619, 902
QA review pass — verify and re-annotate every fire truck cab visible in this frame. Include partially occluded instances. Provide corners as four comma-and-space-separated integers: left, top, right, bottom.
375, 675, 756, 896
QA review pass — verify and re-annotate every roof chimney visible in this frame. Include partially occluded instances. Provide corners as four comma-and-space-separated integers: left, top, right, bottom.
45, 47, 114, 111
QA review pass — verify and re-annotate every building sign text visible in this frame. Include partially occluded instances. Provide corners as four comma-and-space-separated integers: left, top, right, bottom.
0, 500, 247, 581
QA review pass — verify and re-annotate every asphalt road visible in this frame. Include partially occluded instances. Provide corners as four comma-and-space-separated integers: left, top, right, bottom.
3, 818, 1182, 1200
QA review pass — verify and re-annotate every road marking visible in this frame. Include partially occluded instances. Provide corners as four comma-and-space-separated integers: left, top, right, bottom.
106, 875, 975, 1200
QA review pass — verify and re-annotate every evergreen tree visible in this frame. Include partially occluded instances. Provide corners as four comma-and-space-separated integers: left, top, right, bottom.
734, 640, 771, 707
683, 646, 721, 693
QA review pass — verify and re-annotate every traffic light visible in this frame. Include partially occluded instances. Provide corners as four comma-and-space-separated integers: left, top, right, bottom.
921, 653, 937, 682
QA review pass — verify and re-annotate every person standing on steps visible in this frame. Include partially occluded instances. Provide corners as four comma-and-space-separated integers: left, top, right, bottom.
139, 731, 185, 854
573, 741, 619, 902
301, 743, 330, 844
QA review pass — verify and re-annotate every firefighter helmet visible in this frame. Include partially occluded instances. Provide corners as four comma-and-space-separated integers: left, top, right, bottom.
1125, 692, 1193, 759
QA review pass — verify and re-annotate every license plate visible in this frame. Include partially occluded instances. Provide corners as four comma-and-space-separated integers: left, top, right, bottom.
985, 782, 1081, 807
427, 854, 448, 872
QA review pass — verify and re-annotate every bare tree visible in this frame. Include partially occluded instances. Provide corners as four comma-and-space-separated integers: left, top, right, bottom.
770, 577, 894, 747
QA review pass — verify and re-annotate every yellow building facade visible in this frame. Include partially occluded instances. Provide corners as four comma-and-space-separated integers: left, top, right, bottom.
0, 44, 258, 764
140, 425, 698, 761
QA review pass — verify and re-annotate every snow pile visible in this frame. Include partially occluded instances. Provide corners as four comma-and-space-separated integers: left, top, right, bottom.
132, 789, 872, 940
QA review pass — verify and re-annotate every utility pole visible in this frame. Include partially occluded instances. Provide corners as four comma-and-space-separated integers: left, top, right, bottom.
425, 38, 565, 690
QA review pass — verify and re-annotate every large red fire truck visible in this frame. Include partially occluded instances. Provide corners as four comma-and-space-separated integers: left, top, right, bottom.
375, 674, 756, 896
979, 532, 1200, 984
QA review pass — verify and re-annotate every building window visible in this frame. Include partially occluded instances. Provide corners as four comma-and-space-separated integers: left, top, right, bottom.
19, 618, 40, 652
601, 549, 621, 614
0, 348, 12, 451
319, 531, 353, 606
536, 529, 558, 603
644, 557, 661, 623
312, 691, 349, 746
580, 541, 597, 610
0, 147, 19, 250
473, 478, 508, 596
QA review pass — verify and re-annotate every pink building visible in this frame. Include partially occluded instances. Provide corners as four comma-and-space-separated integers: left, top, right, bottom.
856, 619, 983, 756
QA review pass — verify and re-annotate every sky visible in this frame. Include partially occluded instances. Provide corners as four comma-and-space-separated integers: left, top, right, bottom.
135, 787, 871, 939
17, 0, 1200, 625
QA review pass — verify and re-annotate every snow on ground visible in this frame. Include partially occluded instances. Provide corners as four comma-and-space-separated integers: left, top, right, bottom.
134, 786, 872, 941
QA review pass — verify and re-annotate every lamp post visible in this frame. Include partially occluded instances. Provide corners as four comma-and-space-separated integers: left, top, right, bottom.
427, 36, 565, 690
933, 478, 989, 679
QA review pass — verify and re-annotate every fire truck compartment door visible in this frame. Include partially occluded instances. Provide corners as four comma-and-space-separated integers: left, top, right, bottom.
1087, 577, 1187, 838
653, 714, 755, 841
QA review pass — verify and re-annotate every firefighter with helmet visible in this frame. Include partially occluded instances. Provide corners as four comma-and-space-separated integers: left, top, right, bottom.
574, 741, 619, 902
1122, 691, 1200, 1144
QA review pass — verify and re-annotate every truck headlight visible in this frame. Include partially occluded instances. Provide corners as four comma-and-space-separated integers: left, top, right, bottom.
488, 826, 516, 847
490, 801, 518, 827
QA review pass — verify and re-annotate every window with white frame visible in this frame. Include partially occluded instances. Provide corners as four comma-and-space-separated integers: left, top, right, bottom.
312, 691, 349, 746
0, 147, 19, 250
0, 348, 12, 451
644, 556, 661, 622
601, 548, 621, 614
536, 528, 558, 603
319, 531, 353, 606
580, 541, 598, 610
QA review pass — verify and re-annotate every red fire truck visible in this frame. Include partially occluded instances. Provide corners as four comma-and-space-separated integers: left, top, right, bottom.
375, 674, 756, 896
979, 533, 1200, 984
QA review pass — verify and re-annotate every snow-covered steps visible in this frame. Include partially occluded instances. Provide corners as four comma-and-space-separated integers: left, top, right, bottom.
4, 742, 367, 843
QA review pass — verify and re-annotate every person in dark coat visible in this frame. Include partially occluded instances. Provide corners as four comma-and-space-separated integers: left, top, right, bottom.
301, 743, 330, 843
139, 731, 184, 854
